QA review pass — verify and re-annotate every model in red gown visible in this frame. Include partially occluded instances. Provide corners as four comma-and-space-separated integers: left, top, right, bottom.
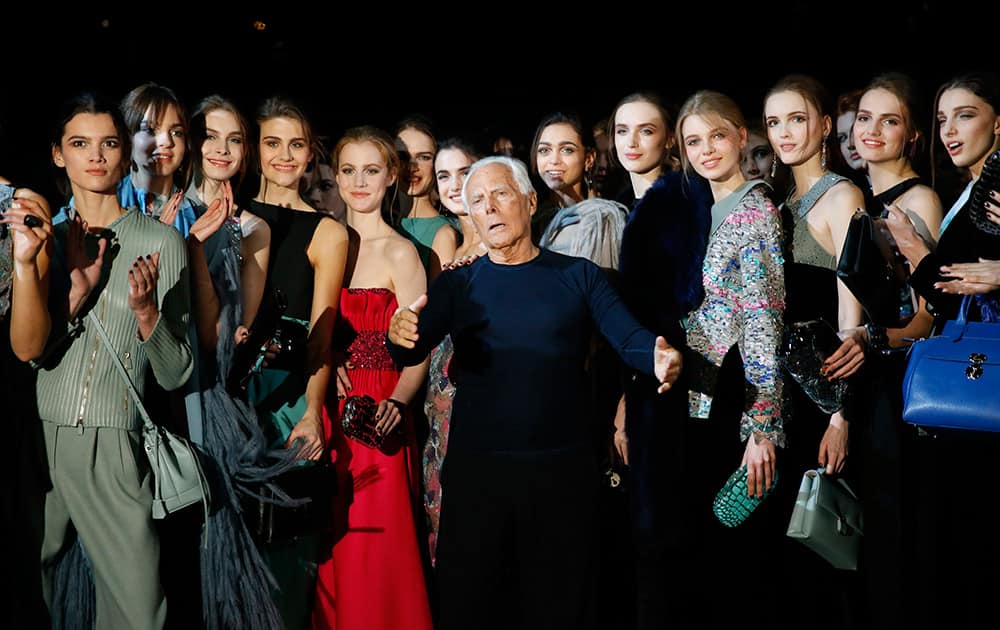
313, 287, 433, 630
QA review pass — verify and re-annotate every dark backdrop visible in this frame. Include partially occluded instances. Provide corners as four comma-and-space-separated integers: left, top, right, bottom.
4, 2, 996, 203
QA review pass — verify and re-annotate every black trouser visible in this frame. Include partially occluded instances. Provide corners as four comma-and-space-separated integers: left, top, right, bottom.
853, 354, 913, 630
436, 446, 599, 630
912, 428, 1000, 630
624, 375, 689, 630
683, 344, 785, 630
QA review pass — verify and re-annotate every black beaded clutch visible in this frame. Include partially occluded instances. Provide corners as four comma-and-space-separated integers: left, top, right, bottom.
970, 149, 1000, 236
341, 394, 381, 449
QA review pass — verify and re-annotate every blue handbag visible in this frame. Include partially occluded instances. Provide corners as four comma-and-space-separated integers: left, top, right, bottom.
902, 295, 1000, 432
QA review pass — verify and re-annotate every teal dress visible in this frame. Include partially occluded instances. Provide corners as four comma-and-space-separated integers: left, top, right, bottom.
399, 215, 455, 270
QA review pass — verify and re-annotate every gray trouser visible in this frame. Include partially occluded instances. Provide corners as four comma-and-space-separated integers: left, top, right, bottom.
41, 422, 167, 630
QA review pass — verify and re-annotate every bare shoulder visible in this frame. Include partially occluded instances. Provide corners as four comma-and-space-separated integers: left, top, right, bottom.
386, 231, 422, 266
432, 221, 459, 243
821, 179, 866, 219
314, 214, 348, 244
898, 184, 943, 215
241, 210, 270, 240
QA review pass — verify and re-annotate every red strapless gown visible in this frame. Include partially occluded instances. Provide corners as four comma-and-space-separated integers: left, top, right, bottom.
313, 288, 433, 630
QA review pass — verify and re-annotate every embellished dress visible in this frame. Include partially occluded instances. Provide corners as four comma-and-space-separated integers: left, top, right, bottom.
782, 172, 848, 456
685, 180, 786, 446
777, 173, 863, 629
421, 335, 454, 565
313, 288, 433, 630
681, 180, 786, 628
1, 184, 49, 628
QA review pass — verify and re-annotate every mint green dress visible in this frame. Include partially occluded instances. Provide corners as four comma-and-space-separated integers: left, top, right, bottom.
399, 215, 456, 271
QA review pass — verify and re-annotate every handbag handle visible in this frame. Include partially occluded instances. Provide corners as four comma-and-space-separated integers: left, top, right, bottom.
956, 295, 974, 327
948, 295, 975, 342
87, 311, 156, 433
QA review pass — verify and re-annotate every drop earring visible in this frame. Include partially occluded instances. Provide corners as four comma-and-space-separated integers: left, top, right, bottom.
820, 139, 828, 171
770, 154, 778, 179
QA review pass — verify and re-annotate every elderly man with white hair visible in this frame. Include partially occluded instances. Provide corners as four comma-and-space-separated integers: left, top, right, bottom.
387, 156, 679, 630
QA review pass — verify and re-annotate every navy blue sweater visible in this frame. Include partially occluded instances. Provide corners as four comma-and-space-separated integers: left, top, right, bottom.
388, 249, 656, 453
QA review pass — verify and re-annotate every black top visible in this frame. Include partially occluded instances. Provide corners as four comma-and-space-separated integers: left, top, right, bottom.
910, 199, 1000, 323
867, 176, 922, 217
249, 200, 331, 322
387, 249, 656, 453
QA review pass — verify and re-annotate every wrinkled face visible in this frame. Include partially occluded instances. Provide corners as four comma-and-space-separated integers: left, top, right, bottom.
201, 109, 244, 182
303, 163, 343, 220
613, 101, 671, 175
836, 111, 865, 171
132, 103, 186, 177
258, 116, 311, 189
937, 87, 1000, 173
435, 147, 476, 215
535, 123, 591, 194
854, 88, 912, 164
53, 112, 125, 195
681, 114, 746, 183
741, 130, 773, 181
465, 163, 536, 251
764, 90, 827, 168
398, 127, 436, 197
336, 140, 396, 215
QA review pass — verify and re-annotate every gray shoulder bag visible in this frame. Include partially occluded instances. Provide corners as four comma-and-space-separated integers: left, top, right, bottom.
88, 311, 211, 522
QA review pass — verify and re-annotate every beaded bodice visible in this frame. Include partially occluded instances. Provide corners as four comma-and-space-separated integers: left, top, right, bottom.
786, 172, 848, 270
338, 288, 398, 372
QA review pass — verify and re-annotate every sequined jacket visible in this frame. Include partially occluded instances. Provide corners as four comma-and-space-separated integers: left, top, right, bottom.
685, 182, 786, 446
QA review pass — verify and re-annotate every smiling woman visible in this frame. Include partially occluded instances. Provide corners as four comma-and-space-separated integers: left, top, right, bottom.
673, 89, 787, 629
119, 83, 198, 237
244, 95, 349, 629
314, 125, 432, 630
394, 116, 458, 281
36, 91, 192, 629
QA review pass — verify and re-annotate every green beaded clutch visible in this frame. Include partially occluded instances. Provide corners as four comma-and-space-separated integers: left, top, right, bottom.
712, 465, 777, 527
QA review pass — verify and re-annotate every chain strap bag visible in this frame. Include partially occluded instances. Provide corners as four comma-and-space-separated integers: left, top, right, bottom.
88, 311, 211, 520
902, 295, 1000, 432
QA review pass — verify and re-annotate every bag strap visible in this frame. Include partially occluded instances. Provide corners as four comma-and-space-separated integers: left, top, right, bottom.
87, 311, 156, 432
87, 310, 211, 540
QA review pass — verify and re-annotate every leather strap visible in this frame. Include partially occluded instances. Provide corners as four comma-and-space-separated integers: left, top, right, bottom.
87, 311, 155, 432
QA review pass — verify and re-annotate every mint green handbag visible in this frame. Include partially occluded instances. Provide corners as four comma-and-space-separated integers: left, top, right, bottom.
89, 311, 211, 521
786, 469, 863, 570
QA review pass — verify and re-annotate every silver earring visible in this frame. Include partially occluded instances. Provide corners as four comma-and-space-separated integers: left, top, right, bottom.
770, 154, 778, 179
820, 140, 828, 171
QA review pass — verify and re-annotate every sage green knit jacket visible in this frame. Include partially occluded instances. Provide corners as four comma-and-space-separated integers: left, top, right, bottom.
35, 209, 192, 430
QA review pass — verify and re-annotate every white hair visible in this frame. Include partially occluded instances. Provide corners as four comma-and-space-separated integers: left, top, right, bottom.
461, 156, 535, 208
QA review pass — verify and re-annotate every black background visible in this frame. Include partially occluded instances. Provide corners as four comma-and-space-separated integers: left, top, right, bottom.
4, 2, 997, 203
